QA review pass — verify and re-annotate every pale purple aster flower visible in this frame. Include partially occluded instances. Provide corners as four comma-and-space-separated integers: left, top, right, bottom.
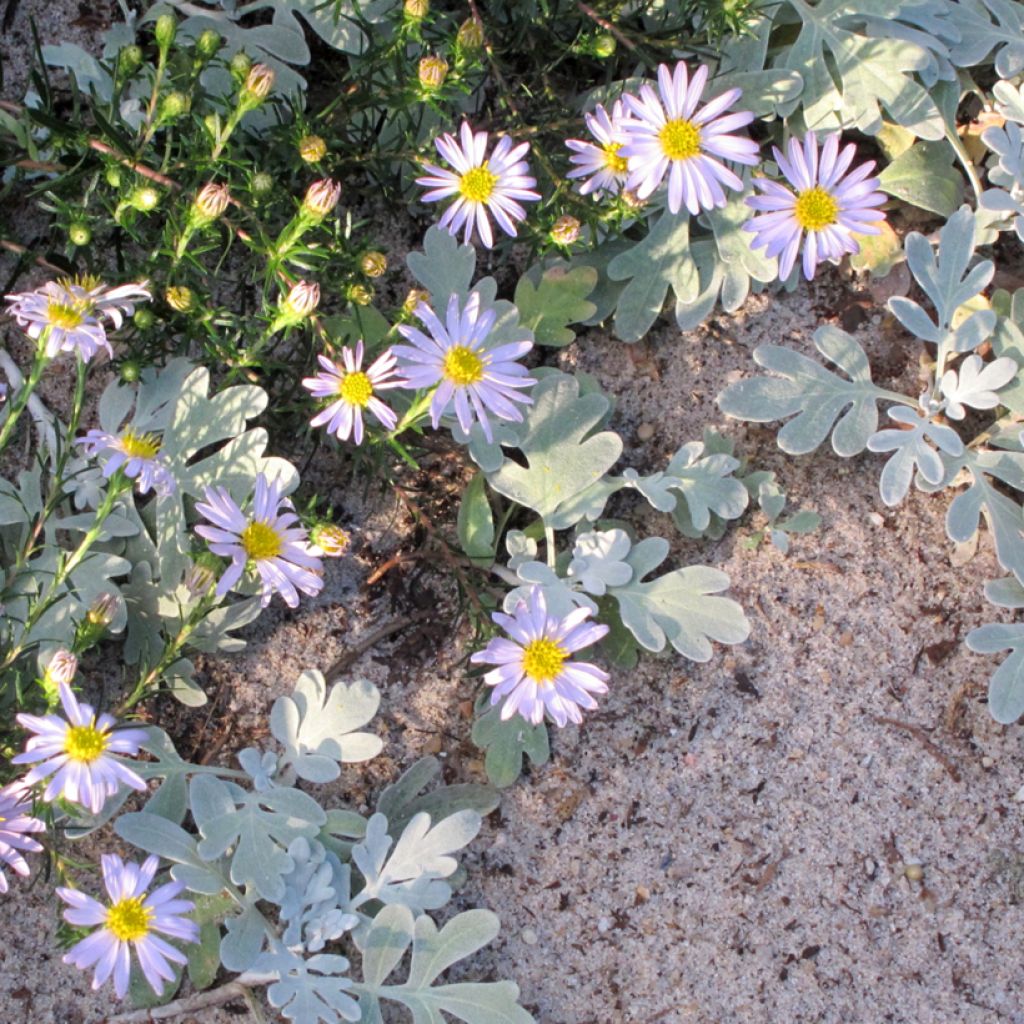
78, 427, 176, 496
12, 683, 148, 814
302, 341, 402, 444
195, 473, 324, 609
743, 131, 887, 280
57, 853, 198, 999
0, 782, 45, 894
471, 586, 610, 727
565, 100, 630, 197
416, 122, 540, 248
619, 61, 759, 215
393, 291, 534, 442
4, 276, 150, 361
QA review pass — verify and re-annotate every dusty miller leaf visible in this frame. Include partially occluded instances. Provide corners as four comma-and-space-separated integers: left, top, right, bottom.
514, 264, 598, 347
471, 704, 550, 790
967, 623, 1024, 724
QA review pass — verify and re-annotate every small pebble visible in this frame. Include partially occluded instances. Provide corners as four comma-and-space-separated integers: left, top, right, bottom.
597, 917, 611, 933
864, 857, 877, 876
867, 512, 884, 526
637, 422, 655, 441
981, 756, 995, 768
521, 928, 538, 946
904, 863, 924, 882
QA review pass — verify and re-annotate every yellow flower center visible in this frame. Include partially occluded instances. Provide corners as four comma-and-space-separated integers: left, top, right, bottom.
58, 273, 102, 292
338, 371, 373, 407
119, 429, 161, 460
658, 118, 702, 161
458, 164, 498, 204
602, 142, 628, 175
64, 724, 109, 763
442, 346, 485, 386
521, 637, 567, 685
793, 186, 839, 231
45, 301, 86, 330
106, 897, 151, 942
240, 520, 283, 561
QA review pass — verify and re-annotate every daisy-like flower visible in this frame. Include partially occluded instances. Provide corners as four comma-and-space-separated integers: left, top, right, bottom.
12, 682, 148, 815
78, 427, 176, 497
416, 122, 540, 248
394, 291, 534, 441
57, 853, 198, 999
471, 586, 610, 727
0, 783, 45, 894
743, 131, 887, 280
619, 61, 759, 216
565, 100, 630, 197
195, 473, 324, 609
4, 276, 150, 361
302, 341, 402, 444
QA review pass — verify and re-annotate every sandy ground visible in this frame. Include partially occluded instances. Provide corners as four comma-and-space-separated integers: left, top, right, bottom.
3, 4, 1024, 1024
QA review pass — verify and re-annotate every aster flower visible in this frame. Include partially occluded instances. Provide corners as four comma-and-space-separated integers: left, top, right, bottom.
302, 341, 402, 445
471, 586, 610, 727
78, 427, 176, 497
743, 131, 887, 280
0, 783, 45, 894
57, 853, 198, 999
619, 61, 759, 216
417, 122, 540, 248
565, 100, 630, 197
195, 473, 324, 609
12, 682, 148, 814
394, 291, 534, 441
4, 276, 150, 361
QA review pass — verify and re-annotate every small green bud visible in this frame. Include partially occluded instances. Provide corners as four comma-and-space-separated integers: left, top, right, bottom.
133, 308, 154, 330
229, 51, 253, 82
154, 13, 177, 50
130, 186, 161, 212
251, 172, 274, 196
105, 165, 123, 188
196, 29, 221, 60
117, 44, 143, 76
203, 113, 221, 139
120, 359, 142, 382
360, 251, 387, 278
456, 18, 485, 53
158, 91, 189, 122
592, 33, 616, 58
68, 222, 92, 247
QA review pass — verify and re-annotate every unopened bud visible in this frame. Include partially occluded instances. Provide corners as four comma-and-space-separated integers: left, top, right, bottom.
68, 222, 92, 247
44, 649, 78, 688
154, 13, 177, 50
251, 172, 273, 196
403, 288, 431, 314
312, 524, 351, 558
183, 560, 216, 599
593, 32, 616, 58
298, 135, 327, 163
242, 63, 275, 105
418, 55, 448, 90
360, 251, 387, 278
158, 91, 189, 122
120, 360, 142, 382
87, 593, 119, 627
347, 283, 373, 307
404, 0, 429, 18
621, 188, 644, 210
303, 179, 341, 219
196, 29, 221, 60
456, 18, 485, 53
118, 45, 143, 76
166, 286, 195, 313
130, 186, 161, 212
133, 308, 154, 330
104, 166, 123, 188
283, 281, 320, 319
194, 182, 230, 221
229, 51, 253, 82
550, 215, 581, 246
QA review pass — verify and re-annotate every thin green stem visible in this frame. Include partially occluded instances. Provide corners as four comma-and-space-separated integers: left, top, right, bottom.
0, 340, 51, 459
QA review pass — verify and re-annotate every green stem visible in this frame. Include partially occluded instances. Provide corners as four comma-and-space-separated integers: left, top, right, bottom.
0, 340, 51, 459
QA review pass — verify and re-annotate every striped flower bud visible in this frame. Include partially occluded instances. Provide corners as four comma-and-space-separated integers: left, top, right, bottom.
302, 179, 341, 219
299, 135, 327, 163
360, 252, 387, 278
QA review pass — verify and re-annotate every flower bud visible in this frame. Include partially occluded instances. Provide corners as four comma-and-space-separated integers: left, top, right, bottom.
44, 649, 78, 688
154, 13, 177, 50
456, 18, 485, 53
242, 63, 275, 105
129, 186, 161, 212
550, 215, 581, 246
196, 29, 221, 60
193, 182, 230, 222
104, 166, 123, 188
229, 51, 252, 82
182, 560, 216, 599
133, 308, 154, 330
347, 283, 373, 307
166, 286, 196, 313
251, 172, 274, 196
68, 222, 92, 247
360, 251, 387, 278
593, 33, 616, 58
87, 592, 119, 627
283, 281, 321, 319
158, 91, 189, 123
402, 288, 431, 314
312, 524, 351, 558
418, 55, 448, 91
404, 0, 429, 18
117, 44, 143, 76
120, 360, 142, 382
302, 179, 341, 219
298, 134, 327, 163
621, 188, 644, 210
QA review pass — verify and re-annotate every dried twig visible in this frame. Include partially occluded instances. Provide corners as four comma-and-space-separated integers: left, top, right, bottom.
576, 1, 637, 51
324, 607, 432, 681
102, 980, 253, 1023
873, 715, 962, 782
